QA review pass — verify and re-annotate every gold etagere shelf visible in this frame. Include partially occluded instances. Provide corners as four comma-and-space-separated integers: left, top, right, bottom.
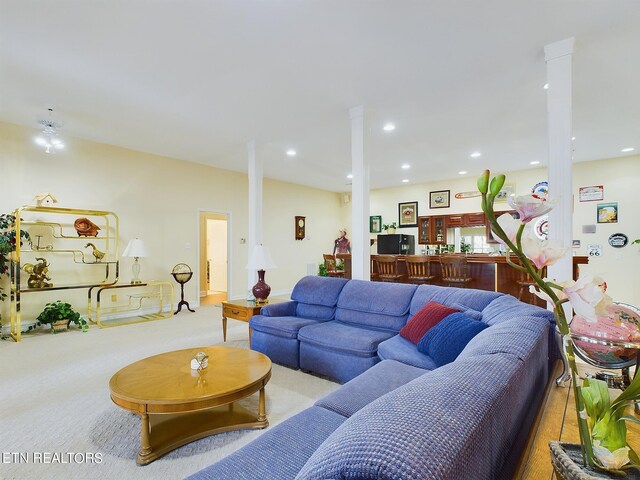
9, 205, 119, 342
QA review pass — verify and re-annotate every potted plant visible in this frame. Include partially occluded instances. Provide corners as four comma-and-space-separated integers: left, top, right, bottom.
382, 222, 397, 234
478, 170, 640, 477
31, 301, 88, 333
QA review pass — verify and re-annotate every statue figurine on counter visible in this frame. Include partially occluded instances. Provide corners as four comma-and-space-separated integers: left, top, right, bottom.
333, 228, 351, 255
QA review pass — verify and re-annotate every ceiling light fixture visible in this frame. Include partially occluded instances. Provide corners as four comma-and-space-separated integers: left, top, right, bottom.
470, 152, 481, 158
347, 174, 353, 179
383, 123, 396, 132
530, 160, 540, 165
402, 179, 409, 183
572, 137, 576, 141
401, 164, 410, 169
621, 147, 635, 153
458, 171, 467, 175
35, 108, 64, 154
543, 83, 549, 90
286, 149, 297, 157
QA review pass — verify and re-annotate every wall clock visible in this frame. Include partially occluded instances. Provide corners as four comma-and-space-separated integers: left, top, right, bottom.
295, 216, 306, 240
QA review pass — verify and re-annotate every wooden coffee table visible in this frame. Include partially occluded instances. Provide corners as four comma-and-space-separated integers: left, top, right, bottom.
109, 346, 272, 465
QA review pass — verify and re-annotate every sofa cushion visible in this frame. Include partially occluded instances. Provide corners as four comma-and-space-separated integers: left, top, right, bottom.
410, 284, 501, 315
315, 360, 427, 418
186, 406, 346, 480
417, 312, 488, 367
399, 301, 459, 344
291, 275, 349, 307
481, 294, 553, 326
377, 335, 438, 370
250, 315, 327, 339
298, 321, 395, 357
335, 280, 417, 332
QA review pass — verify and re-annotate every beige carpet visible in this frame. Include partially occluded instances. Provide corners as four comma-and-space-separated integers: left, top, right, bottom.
0, 304, 339, 480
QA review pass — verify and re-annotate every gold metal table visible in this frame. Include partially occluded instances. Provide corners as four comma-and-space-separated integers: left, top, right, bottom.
109, 346, 272, 465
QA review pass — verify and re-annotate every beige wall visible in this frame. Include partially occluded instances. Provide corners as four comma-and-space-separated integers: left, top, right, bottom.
365, 157, 640, 304
0, 122, 343, 323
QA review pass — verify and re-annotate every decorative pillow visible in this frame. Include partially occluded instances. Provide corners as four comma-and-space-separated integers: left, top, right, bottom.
416, 312, 489, 367
399, 301, 459, 344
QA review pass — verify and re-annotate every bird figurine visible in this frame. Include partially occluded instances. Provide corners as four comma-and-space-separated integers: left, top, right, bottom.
85, 243, 106, 263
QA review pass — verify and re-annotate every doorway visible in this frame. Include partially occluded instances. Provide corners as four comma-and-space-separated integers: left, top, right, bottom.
199, 212, 229, 305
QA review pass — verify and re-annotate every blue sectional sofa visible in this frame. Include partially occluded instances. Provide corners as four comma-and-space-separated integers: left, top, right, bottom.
188, 276, 557, 480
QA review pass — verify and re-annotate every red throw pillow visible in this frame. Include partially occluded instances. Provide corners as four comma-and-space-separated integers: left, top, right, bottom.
399, 301, 460, 344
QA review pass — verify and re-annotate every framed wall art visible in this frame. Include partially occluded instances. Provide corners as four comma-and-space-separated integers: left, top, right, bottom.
579, 185, 604, 202
370, 215, 382, 233
429, 190, 450, 209
398, 201, 418, 227
597, 202, 618, 223
494, 183, 515, 203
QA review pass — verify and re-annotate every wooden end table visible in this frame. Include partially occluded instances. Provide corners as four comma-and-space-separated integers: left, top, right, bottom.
109, 346, 271, 465
222, 298, 282, 346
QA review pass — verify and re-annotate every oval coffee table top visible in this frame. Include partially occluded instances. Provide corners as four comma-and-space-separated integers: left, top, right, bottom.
109, 346, 271, 408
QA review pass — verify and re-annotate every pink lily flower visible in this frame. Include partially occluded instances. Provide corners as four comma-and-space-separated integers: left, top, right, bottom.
521, 234, 567, 269
529, 280, 568, 305
563, 275, 612, 322
491, 213, 520, 246
507, 194, 557, 223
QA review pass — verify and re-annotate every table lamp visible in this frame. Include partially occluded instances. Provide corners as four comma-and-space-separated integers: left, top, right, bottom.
123, 238, 149, 284
246, 244, 277, 303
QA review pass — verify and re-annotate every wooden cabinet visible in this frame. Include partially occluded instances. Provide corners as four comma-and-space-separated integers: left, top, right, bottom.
446, 212, 486, 227
418, 215, 447, 244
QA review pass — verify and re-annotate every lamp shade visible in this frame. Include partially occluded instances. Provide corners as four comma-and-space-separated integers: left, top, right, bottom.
123, 238, 149, 258
246, 245, 277, 270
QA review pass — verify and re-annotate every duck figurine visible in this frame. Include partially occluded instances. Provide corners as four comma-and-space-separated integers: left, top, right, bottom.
85, 243, 106, 263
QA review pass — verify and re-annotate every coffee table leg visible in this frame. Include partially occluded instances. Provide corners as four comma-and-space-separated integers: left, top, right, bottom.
137, 412, 153, 465
258, 386, 266, 423
222, 316, 227, 342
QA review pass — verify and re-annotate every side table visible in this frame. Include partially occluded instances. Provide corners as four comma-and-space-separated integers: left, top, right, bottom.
221, 299, 281, 346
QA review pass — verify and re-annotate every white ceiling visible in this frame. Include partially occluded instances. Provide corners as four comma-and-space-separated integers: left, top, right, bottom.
1, 1, 639, 192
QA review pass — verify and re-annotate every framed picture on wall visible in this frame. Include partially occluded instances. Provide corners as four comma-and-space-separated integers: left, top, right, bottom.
429, 190, 450, 209
597, 202, 618, 223
370, 215, 382, 233
398, 201, 418, 227
494, 183, 515, 203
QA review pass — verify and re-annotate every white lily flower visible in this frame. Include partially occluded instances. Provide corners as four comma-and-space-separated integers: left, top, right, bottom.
592, 441, 631, 470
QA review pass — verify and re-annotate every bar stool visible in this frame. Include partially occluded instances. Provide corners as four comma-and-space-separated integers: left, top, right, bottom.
405, 255, 436, 284
440, 255, 472, 287
370, 255, 379, 281
323, 254, 345, 278
374, 255, 405, 283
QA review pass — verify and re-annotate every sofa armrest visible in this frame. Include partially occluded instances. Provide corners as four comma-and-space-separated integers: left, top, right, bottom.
261, 301, 297, 317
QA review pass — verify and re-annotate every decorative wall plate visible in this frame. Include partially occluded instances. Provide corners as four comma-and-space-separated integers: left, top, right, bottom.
534, 215, 548, 240
531, 181, 549, 198
608, 233, 628, 248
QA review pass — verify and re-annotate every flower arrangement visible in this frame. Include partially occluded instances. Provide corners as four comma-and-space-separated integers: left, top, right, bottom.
478, 170, 640, 472
382, 222, 397, 231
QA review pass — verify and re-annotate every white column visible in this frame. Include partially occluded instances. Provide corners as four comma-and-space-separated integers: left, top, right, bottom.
350, 105, 370, 280
544, 38, 574, 286
247, 140, 263, 293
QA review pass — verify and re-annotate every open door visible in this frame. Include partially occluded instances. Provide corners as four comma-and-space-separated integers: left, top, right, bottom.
199, 212, 228, 305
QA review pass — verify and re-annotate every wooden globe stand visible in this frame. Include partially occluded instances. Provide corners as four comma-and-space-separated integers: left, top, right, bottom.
172, 264, 195, 314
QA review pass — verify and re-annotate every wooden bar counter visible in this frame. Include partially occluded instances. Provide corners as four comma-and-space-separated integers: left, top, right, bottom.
338, 254, 588, 303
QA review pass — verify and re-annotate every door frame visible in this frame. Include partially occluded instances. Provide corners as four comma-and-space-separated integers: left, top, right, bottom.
197, 209, 232, 306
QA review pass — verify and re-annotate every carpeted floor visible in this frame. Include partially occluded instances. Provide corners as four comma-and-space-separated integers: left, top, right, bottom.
0, 303, 339, 480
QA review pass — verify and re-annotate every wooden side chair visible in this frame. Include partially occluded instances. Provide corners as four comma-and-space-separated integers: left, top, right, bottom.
405, 255, 436, 284
374, 255, 405, 283
439, 255, 472, 288
323, 254, 345, 278
370, 255, 379, 281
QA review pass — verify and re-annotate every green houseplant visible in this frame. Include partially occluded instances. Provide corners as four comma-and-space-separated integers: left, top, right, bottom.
478, 170, 640, 475
382, 222, 397, 234
0, 213, 30, 302
31, 301, 88, 333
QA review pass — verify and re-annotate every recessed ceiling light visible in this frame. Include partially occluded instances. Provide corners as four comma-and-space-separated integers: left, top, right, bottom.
347, 173, 353, 179
458, 171, 467, 175
530, 160, 540, 165
286, 149, 297, 156
402, 179, 409, 183
401, 164, 410, 170
383, 123, 396, 132
621, 147, 635, 153
571, 137, 576, 141
543, 83, 549, 90
470, 152, 481, 158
